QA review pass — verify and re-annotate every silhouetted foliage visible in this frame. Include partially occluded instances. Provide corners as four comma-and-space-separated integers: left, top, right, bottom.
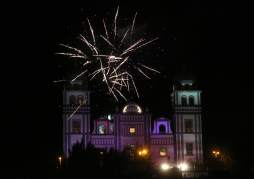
58, 142, 154, 179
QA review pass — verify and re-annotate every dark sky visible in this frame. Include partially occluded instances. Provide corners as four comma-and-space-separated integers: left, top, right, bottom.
1, 0, 252, 176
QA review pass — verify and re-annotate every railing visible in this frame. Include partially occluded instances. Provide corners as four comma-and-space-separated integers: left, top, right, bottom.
174, 105, 201, 112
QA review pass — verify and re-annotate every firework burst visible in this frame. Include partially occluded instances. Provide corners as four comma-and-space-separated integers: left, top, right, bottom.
56, 6, 160, 101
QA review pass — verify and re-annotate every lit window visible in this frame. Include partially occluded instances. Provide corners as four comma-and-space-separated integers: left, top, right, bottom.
160, 147, 167, 156
186, 143, 193, 156
98, 124, 105, 134
72, 120, 81, 133
129, 127, 136, 134
185, 119, 193, 133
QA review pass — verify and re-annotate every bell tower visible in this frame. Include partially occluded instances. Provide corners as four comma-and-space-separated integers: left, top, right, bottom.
63, 80, 90, 157
172, 80, 203, 165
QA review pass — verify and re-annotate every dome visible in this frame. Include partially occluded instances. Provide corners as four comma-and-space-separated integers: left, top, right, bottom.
180, 80, 194, 86
122, 103, 142, 114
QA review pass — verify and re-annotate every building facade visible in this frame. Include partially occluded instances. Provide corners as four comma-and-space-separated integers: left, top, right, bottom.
63, 80, 203, 167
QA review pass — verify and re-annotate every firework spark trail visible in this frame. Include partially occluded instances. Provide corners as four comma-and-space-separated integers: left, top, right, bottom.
100, 35, 116, 49
120, 76, 127, 87
67, 102, 84, 120
110, 72, 131, 91
113, 77, 128, 87
111, 80, 125, 86
102, 19, 109, 39
108, 68, 121, 81
55, 52, 87, 59
131, 37, 159, 51
71, 70, 88, 82
79, 34, 98, 54
129, 74, 139, 98
57, 6, 160, 101
114, 87, 127, 101
112, 76, 129, 81
59, 44, 85, 55
89, 70, 101, 80
87, 18, 96, 46
114, 6, 119, 39
119, 28, 129, 47
83, 61, 91, 66
89, 66, 109, 80
109, 87, 118, 101
98, 58, 113, 100
137, 68, 151, 79
126, 75, 130, 91
120, 39, 144, 56
106, 65, 111, 75
141, 64, 160, 73
110, 57, 129, 75
119, 77, 124, 90
53, 80, 68, 83
110, 68, 118, 89
93, 54, 121, 59
109, 71, 128, 79
108, 59, 120, 63
131, 12, 137, 34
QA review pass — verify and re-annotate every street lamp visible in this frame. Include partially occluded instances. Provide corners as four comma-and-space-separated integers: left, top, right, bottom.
177, 162, 189, 171
212, 150, 220, 158
160, 163, 170, 171
138, 148, 148, 157
142, 149, 148, 155
58, 156, 62, 168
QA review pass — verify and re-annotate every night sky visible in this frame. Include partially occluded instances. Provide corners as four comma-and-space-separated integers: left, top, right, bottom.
1, 0, 252, 176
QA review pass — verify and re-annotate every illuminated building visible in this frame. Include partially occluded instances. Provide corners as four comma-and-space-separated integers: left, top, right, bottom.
63, 80, 203, 167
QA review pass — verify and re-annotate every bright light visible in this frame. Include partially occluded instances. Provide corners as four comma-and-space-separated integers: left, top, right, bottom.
137, 106, 142, 113
123, 105, 128, 113
58, 156, 62, 168
122, 104, 142, 114
160, 163, 170, 171
212, 150, 220, 157
129, 127, 136, 133
138, 148, 148, 156
142, 149, 148, 155
177, 162, 189, 171
57, 7, 160, 102
107, 114, 112, 120
160, 147, 167, 156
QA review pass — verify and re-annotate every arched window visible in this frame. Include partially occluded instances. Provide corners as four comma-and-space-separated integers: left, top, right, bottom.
159, 124, 166, 134
181, 96, 187, 106
189, 96, 195, 106
78, 95, 84, 105
69, 95, 76, 106
98, 124, 106, 134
